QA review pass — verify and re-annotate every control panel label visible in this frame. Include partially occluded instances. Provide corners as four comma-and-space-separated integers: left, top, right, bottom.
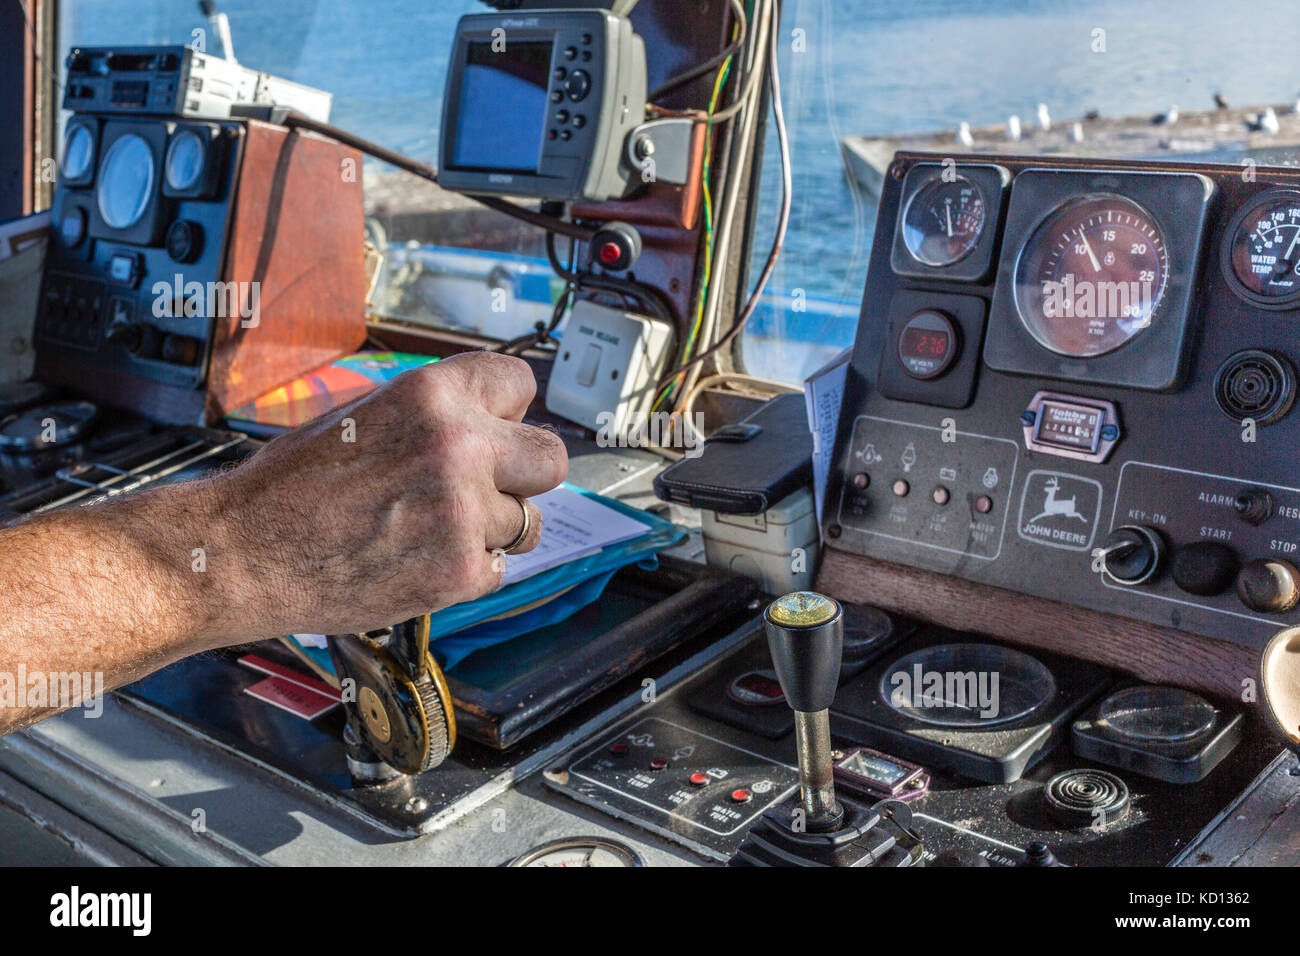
1108, 461, 1300, 627
566, 717, 798, 838
837, 415, 1019, 560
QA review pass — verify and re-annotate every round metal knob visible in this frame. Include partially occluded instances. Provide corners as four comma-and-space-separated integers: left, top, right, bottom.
1237, 558, 1300, 614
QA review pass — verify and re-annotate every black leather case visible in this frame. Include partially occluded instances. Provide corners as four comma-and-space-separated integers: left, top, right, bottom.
652, 393, 813, 514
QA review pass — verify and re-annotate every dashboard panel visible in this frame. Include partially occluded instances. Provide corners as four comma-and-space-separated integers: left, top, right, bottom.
827, 152, 1300, 650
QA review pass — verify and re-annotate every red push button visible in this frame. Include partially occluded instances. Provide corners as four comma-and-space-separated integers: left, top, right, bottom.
689, 772, 710, 786
608, 742, 628, 756
730, 788, 752, 803
649, 757, 669, 771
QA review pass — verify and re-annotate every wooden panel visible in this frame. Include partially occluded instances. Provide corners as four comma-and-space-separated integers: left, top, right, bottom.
817, 548, 1260, 703
207, 120, 367, 420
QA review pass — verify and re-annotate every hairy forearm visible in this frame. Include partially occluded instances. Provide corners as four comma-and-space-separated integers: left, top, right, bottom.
0, 478, 246, 734
0, 353, 567, 737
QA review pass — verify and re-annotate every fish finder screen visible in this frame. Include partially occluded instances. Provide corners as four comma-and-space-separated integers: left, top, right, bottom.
451, 40, 553, 172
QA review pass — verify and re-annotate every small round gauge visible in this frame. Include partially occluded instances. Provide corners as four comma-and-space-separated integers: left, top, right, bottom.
901, 175, 986, 267
165, 129, 206, 192
61, 123, 96, 182
896, 310, 959, 380
1014, 194, 1169, 357
97, 133, 156, 230
508, 836, 644, 868
1224, 189, 1300, 308
1098, 685, 1217, 744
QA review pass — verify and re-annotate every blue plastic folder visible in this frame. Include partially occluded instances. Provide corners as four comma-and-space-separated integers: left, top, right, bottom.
428, 486, 684, 666
291, 487, 685, 672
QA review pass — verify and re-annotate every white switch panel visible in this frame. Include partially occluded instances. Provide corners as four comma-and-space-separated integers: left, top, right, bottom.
546, 299, 673, 435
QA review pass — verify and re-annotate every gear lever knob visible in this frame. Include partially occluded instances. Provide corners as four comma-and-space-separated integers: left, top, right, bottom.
1261, 626, 1300, 763
764, 591, 844, 830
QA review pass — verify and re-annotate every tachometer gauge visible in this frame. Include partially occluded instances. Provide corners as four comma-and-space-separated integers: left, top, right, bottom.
1014, 194, 1168, 357
1224, 188, 1300, 308
901, 175, 986, 267
508, 836, 643, 867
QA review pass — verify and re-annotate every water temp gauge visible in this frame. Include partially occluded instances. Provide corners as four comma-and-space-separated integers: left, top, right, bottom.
901, 175, 987, 267
1224, 188, 1300, 308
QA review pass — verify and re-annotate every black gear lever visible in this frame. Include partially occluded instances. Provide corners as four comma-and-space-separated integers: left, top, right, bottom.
764, 591, 845, 831
729, 591, 924, 866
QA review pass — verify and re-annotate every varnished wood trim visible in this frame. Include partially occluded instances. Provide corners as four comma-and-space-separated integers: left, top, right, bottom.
817, 548, 1260, 704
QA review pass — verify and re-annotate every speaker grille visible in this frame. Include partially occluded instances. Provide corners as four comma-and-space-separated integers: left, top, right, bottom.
1214, 349, 1296, 425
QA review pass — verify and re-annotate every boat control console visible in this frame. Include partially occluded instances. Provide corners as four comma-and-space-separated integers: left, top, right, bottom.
827, 154, 1300, 651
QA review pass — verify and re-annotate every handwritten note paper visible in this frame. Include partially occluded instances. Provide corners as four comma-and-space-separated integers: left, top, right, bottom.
502, 486, 652, 585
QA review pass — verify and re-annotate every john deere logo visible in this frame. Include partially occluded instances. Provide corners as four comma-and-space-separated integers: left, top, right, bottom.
1017, 470, 1102, 551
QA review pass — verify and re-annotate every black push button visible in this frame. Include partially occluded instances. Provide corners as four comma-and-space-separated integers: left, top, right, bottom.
565, 69, 591, 101
1171, 542, 1239, 596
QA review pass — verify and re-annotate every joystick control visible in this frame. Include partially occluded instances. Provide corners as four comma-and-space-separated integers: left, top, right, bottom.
765, 591, 845, 830
729, 591, 923, 866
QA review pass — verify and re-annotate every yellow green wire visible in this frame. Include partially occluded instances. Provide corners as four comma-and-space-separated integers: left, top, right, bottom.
654, 35, 735, 412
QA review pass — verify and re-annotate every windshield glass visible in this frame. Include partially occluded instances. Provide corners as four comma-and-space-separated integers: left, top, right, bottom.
743, 0, 1300, 383
57, 0, 1300, 378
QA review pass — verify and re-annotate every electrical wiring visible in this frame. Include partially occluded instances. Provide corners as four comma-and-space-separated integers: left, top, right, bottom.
665, 0, 774, 418
653, 0, 771, 415
675, 372, 799, 443
495, 236, 578, 355
657, 1, 790, 415
646, 0, 747, 103
652, 49, 733, 413
544, 231, 675, 325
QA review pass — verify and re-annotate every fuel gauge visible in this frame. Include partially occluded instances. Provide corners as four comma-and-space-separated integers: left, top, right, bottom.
901, 175, 987, 267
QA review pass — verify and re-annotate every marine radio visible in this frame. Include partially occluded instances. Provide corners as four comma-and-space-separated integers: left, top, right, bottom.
63, 45, 332, 123
38, 45, 365, 425
437, 8, 647, 202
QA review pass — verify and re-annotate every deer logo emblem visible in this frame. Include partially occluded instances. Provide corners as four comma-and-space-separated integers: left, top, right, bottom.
1028, 476, 1089, 524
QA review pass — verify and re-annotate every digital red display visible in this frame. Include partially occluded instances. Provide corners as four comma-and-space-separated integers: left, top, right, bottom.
902, 328, 950, 359
897, 310, 959, 380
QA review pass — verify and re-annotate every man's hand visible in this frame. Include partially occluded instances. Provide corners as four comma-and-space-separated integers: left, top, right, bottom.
202, 351, 567, 640
0, 351, 567, 733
